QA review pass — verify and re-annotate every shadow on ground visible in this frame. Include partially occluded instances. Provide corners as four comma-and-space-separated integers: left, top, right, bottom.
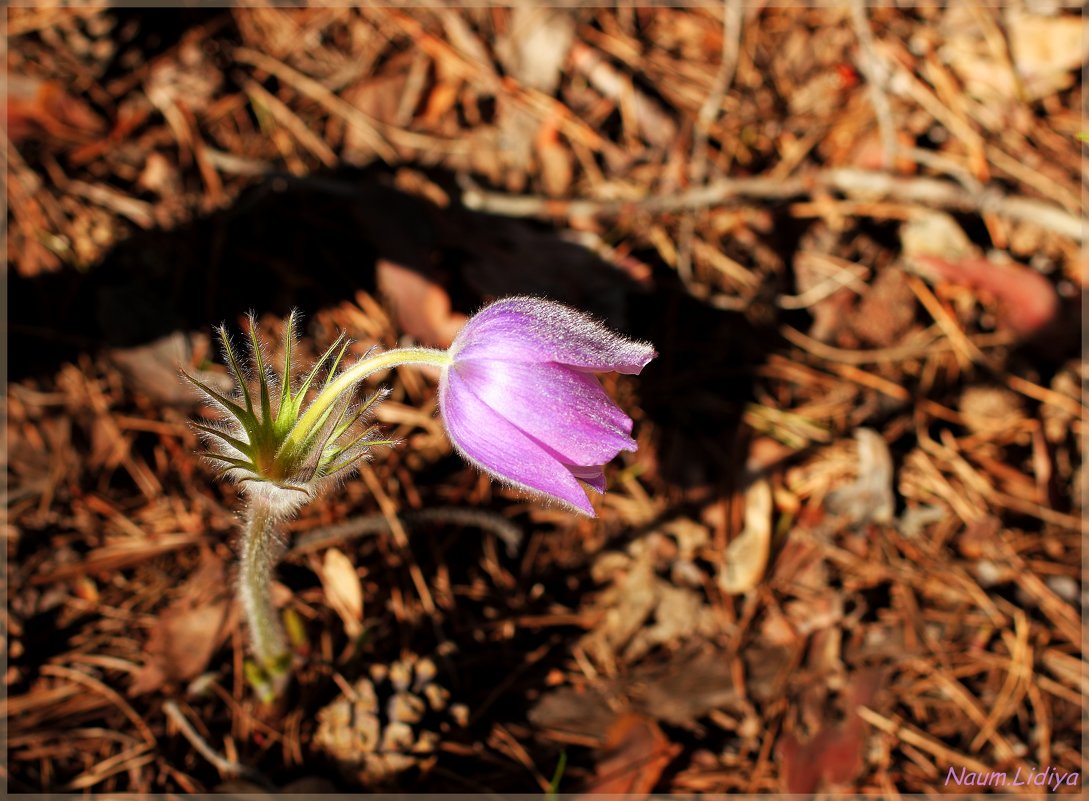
10, 163, 779, 492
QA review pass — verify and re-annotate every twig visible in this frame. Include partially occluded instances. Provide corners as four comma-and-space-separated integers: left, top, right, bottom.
458, 168, 1084, 242
292, 506, 524, 558
906, 273, 980, 369
40, 664, 157, 748
857, 705, 993, 774
66, 180, 156, 229
776, 262, 868, 310
377, 9, 626, 163
242, 78, 338, 169
903, 658, 1018, 762
694, 1, 742, 162
849, 0, 897, 169
202, 147, 274, 177
162, 700, 274, 789
569, 42, 677, 149
234, 46, 396, 161
898, 146, 982, 194
677, 0, 743, 285
684, 255, 866, 313
781, 324, 1014, 366
234, 47, 468, 161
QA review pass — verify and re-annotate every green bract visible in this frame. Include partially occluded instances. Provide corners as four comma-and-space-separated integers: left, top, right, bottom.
183, 311, 392, 501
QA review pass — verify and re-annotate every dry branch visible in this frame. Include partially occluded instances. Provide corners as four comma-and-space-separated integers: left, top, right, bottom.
461, 168, 1084, 242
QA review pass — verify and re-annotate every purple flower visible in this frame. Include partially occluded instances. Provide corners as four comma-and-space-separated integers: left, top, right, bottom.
438, 297, 656, 515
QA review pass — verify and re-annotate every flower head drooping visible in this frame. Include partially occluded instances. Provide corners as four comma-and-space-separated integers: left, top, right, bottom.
187, 300, 654, 699
184, 311, 407, 699
187, 313, 454, 698
437, 297, 656, 515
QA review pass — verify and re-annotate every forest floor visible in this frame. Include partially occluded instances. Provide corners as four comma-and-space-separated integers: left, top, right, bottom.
5, 4, 1085, 794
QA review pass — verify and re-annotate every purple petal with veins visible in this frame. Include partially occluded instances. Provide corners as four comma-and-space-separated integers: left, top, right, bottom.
440, 367, 595, 515
451, 297, 656, 375
438, 297, 656, 516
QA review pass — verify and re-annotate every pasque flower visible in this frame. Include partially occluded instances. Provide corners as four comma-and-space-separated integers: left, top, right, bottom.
188, 299, 653, 699
438, 297, 656, 515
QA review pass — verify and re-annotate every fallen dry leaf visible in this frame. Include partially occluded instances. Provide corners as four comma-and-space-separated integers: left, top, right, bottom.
529, 647, 742, 750
7, 73, 105, 145
777, 667, 885, 793
375, 258, 467, 348
636, 646, 742, 729
1006, 8, 1089, 99
899, 211, 975, 262
320, 547, 364, 639
847, 267, 916, 347
582, 713, 679, 795
824, 429, 895, 525
958, 385, 1026, 434
582, 529, 719, 669
129, 553, 231, 696
110, 330, 230, 405
718, 477, 773, 594
494, 6, 575, 94
528, 684, 616, 743
910, 254, 1060, 340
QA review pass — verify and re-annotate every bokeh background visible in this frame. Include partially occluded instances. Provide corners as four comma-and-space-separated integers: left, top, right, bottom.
5, 4, 1085, 794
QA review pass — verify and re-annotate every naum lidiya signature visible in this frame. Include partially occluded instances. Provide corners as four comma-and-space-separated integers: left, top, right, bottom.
946, 765, 1079, 792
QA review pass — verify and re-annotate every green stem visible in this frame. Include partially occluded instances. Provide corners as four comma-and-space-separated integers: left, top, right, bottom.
236, 347, 451, 698
239, 495, 290, 688
281, 347, 451, 458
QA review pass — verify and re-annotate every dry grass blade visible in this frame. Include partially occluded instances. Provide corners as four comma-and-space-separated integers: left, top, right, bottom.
39, 665, 156, 747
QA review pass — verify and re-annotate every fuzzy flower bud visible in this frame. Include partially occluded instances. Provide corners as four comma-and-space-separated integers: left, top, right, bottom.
437, 297, 656, 515
183, 312, 391, 515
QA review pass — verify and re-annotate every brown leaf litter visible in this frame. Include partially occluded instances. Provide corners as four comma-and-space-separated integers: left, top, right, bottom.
6, 4, 1085, 794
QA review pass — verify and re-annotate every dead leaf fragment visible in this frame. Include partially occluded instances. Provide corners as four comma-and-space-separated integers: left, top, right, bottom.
1007, 9, 1089, 99
494, 7, 575, 94
959, 386, 1026, 434
637, 647, 742, 729
848, 268, 916, 347
376, 258, 467, 348
528, 685, 616, 743
320, 548, 364, 639
129, 554, 231, 696
824, 429, 895, 525
900, 211, 975, 262
910, 254, 1059, 340
530, 646, 743, 745
582, 713, 679, 794
110, 330, 229, 404
582, 529, 720, 668
777, 667, 885, 792
718, 477, 773, 593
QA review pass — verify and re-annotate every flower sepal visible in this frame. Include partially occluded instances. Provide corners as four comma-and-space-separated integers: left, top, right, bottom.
183, 311, 393, 506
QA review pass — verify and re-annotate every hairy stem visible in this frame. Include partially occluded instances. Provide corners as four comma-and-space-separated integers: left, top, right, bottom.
238, 495, 290, 685
233, 347, 452, 698
281, 347, 451, 461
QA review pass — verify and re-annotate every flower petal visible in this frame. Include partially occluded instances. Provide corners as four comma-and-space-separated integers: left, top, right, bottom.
451, 297, 656, 375
568, 465, 607, 493
452, 358, 635, 467
440, 368, 595, 515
